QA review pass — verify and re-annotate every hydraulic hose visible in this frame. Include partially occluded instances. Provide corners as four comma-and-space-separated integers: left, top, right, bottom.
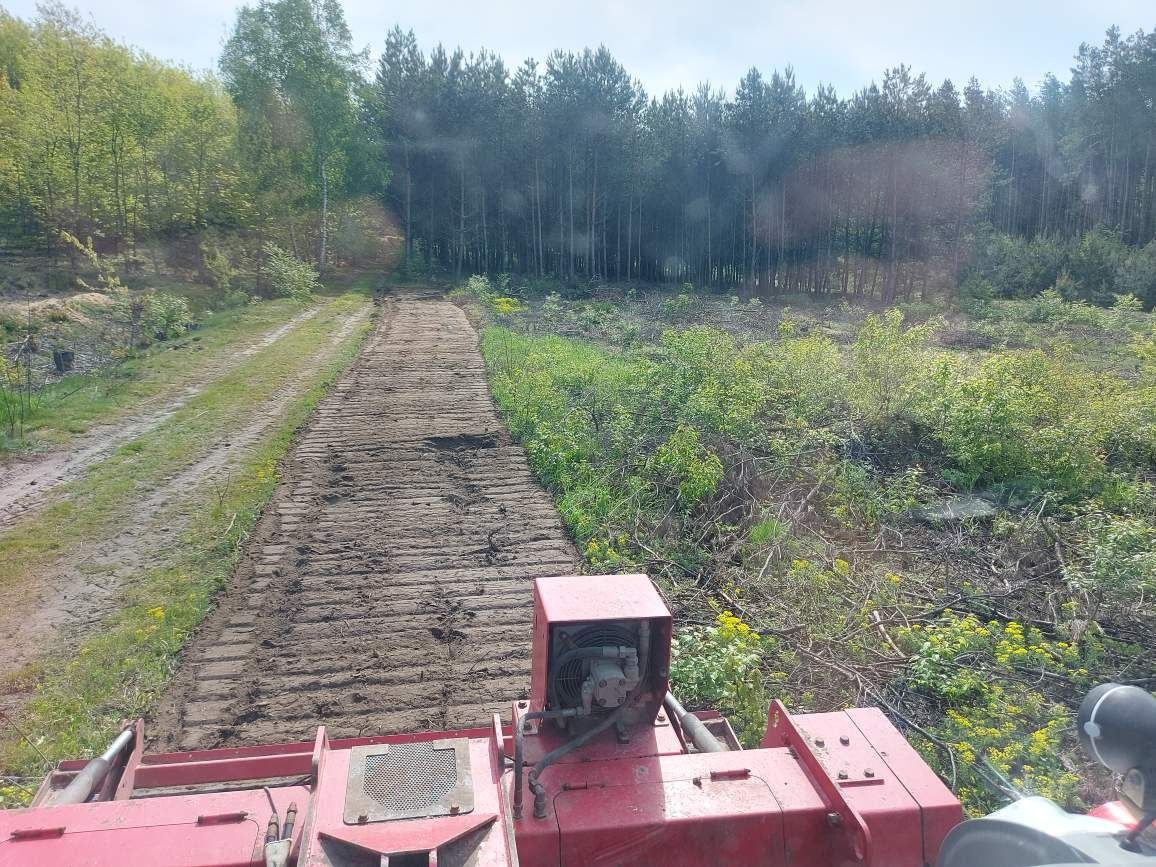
512, 708, 581, 819
665, 692, 724, 753
528, 701, 632, 819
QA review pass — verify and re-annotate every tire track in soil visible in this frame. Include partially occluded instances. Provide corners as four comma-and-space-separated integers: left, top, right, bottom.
150, 296, 579, 751
0, 304, 366, 706
0, 305, 323, 528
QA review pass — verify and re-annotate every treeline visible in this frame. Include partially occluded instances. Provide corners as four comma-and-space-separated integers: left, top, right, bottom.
3, 2, 1156, 304
0, 1, 382, 275
0, 6, 241, 251
373, 26, 1156, 301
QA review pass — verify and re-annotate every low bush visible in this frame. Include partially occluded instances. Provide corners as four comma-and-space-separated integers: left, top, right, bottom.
261, 243, 321, 301
144, 292, 191, 340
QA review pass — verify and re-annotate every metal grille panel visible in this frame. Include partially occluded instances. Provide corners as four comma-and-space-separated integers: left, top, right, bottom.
343, 738, 474, 823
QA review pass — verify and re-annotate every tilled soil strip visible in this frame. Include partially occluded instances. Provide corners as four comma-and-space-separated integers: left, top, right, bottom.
152, 297, 579, 751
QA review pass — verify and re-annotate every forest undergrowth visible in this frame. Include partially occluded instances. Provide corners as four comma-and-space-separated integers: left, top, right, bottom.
465, 275, 1156, 815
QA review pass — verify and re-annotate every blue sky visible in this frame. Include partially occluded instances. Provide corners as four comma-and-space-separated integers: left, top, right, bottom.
4, 0, 1152, 97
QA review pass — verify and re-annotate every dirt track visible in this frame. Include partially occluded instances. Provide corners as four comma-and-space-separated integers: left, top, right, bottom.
0, 305, 322, 528
0, 303, 365, 690
152, 296, 578, 750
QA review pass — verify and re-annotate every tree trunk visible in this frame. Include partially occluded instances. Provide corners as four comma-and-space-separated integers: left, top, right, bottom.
318, 152, 329, 273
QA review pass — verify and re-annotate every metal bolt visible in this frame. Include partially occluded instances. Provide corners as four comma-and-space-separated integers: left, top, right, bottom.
864, 768, 875, 778
839, 735, 850, 746
597, 697, 606, 706
357, 814, 368, 824
837, 770, 848, 780
599, 680, 607, 688
656, 712, 667, 722
826, 811, 842, 827
450, 804, 461, 815
518, 701, 528, 708
814, 737, 825, 748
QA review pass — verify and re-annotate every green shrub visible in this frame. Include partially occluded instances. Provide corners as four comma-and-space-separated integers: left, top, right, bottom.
201, 244, 235, 292
1065, 511, 1156, 609
261, 243, 320, 301
540, 292, 566, 328
144, 292, 191, 340
849, 309, 938, 430
896, 613, 1092, 812
1117, 241, 1156, 307
921, 350, 1152, 496
670, 610, 773, 745
651, 425, 724, 508
662, 292, 696, 319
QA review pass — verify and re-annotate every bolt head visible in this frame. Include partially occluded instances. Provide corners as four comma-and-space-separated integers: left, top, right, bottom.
357, 814, 369, 824
839, 735, 850, 746
814, 737, 825, 748
837, 770, 848, 780
826, 811, 842, 827
864, 768, 875, 778
656, 712, 667, 722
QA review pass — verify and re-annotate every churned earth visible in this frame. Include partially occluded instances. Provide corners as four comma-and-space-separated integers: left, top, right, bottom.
151, 295, 579, 750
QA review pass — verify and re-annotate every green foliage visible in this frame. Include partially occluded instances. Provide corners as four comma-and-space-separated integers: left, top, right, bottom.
1117, 241, 1156, 307
921, 350, 1154, 496
487, 296, 1156, 816
540, 292, 566, 327
1065, 511, 1156, 609
966, 229, 1135, 308
661, 292, 697, 319
747, 514, 787, 548
201, 244, 236, 293
849, 309, 938, 430
828, 462, 927, 526
652, 425, 724, 508
1, 8, 243, 245
670, 610, 773, 745
262, 243, 321, 301
144, 292, 191, 340
896, 613, 1096, 812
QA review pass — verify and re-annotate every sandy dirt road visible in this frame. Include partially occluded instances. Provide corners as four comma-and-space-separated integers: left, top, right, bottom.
0, 306, 322, 528
152, 296, 579, 750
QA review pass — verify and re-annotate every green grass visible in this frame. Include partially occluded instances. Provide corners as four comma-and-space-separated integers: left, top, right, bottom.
0, 294, 371, 793
1, 298, 318, 454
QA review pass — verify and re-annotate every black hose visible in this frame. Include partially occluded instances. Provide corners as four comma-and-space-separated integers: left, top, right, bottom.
513, 709, 580, 819
528, 701, 632, 819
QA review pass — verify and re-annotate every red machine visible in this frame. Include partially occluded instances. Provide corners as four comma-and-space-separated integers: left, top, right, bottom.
0, 574, 964, 866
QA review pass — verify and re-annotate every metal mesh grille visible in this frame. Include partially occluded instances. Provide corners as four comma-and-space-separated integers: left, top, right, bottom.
343, 738, 474, 823
363, 742, 457, 813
